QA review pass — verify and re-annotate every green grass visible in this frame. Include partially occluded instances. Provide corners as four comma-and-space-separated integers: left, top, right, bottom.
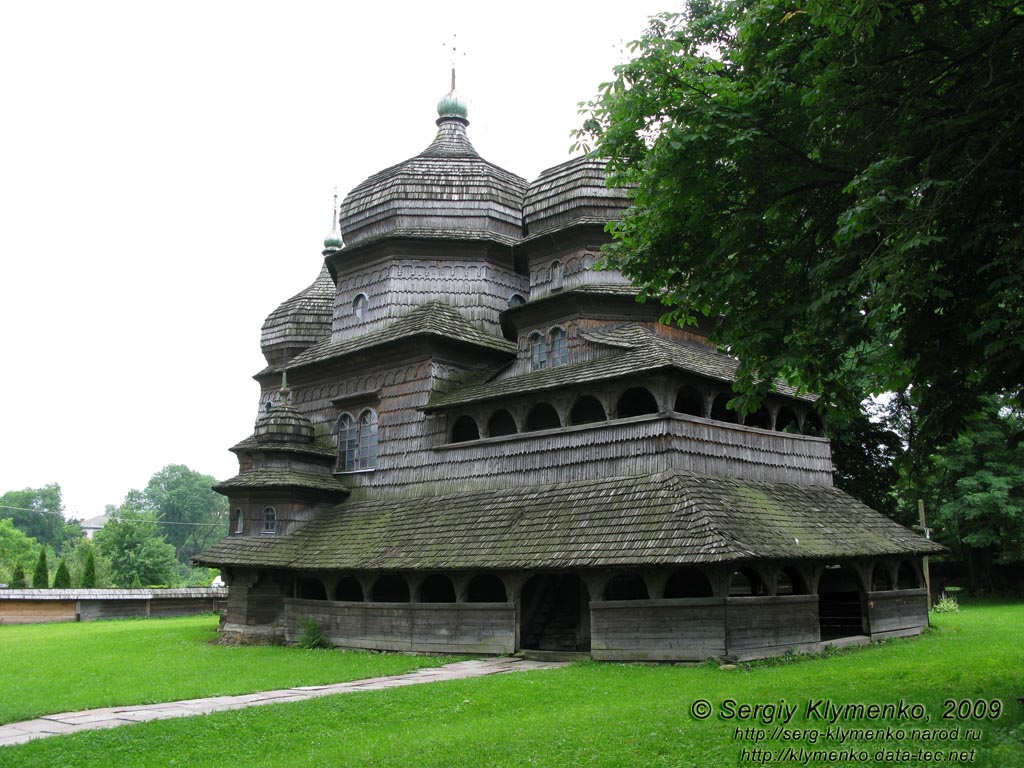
3, 603, 1023, 767
0, 615, 452, 724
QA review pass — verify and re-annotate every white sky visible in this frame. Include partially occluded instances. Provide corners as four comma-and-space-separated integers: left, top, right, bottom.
0, 0, 668, 519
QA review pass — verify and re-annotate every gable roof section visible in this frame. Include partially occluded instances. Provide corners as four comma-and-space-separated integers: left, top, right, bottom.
195, 469, 942, 571
427, 324, 814, 410
286, 301, 516, 371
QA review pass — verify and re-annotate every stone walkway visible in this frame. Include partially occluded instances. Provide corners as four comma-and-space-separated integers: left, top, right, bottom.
0, 657, 565, 748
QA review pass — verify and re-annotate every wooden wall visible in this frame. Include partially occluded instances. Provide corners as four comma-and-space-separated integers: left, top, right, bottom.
590, 597, 727, 661
0, 589, 226, 624
282, 598, 515, 654
725, 595, 821, 660
867, 588, 929, 639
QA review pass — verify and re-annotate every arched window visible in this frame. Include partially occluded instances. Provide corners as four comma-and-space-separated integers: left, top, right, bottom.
233, 508, 243, 534
371, 574, 409, 602
549, 327, 568, 367
569, 395, 606, 425
530, 332, 547, 370
466, 574, 507, 602
451, 415, 480, 443
507, 293, 526, 308
262, 507, 276, 535
334, 577, 364, 601
777, 567, 808, 595
745, 407, 772, 430
710, 392, 738, 423
525, 403, 561, 430
418, 574, 457, 603
664, 567, 714, 598
487, 410, 518, 437
728, 568, 764, 596
296, 577, 326, 600
549, 260, 563, 290
604, 573, 649, 600
336, 410, 378, 471
353, 293, 368, 321
674, 385, 704, 417
897, 561, 921, 590
872, 563, 894, 591
617, 387, 658, 418
776, 406, 799, 433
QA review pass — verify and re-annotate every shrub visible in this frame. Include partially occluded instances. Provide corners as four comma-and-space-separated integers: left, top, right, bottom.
31, 549, 49, 589
296, 618, 331, 650
52, 558, 71, 589
931, 591, 960, 614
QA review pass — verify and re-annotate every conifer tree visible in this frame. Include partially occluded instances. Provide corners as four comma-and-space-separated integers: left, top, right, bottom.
81, 548, 97, 588
31, 549, 49, 588
10, 564, 27, 589
131, 573, 142, 589
52, 558, 71, 589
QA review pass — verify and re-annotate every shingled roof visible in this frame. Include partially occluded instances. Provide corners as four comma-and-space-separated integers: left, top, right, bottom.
213, 468, 348, 494
260, 264, 334, 363
194, 469, 942, 571
427, 324, 815, 410
286, 301, 516, 371
523, 156, 631, 238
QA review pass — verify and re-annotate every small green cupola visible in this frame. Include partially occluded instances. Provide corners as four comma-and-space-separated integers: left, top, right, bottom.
323, 190, 344, 251
436, 67, 468, 122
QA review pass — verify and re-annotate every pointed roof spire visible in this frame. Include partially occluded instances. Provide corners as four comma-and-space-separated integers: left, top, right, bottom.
323, 188, 343, 251
438, 35, 468, 121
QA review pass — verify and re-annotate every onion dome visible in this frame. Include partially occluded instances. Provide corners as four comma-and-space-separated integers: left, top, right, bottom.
253, 401, 314, 444
523, 156, 633, 238
261, 264, 335, 366
323, 190, 344, 251
338, 83, 527, 247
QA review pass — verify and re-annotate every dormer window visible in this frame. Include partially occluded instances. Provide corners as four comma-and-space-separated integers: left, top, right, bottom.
353, 293, 368, 321
550, 327, 568, 367
530, 332, 547, 370
262, 507, 277, 535
550, 260, 563, 290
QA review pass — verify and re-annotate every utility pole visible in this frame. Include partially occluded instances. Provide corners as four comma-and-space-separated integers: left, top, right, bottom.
913, 499, 933, 606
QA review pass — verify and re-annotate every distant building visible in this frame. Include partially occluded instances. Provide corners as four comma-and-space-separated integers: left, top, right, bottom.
195, 85, 941, 660
79, 514, 109, 540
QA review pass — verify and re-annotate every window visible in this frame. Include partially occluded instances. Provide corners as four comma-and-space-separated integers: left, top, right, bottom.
353, 293, 368, 320
549, 327, 568, 366
530, 332, 547, 370
233, 508, 243, 534
337, 409, 378, 471
507, 293, 526, 308
549, 260, 563, 290
262, 507, 277, 535
450, 415, 480, 443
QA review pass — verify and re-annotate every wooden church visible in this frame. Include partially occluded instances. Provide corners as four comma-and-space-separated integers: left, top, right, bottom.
195, 84, 942, 660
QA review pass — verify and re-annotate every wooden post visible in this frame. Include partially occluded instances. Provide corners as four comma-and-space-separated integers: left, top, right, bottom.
917, 499, 932, 606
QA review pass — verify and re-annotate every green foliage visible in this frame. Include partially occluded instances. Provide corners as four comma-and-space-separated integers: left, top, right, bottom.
131, 573, 143, 589
931, 592, 960, 614
0, 483, 81, 555
65, 539, 113, 589
10, 563, 27, 589
51, 558, 71, 589
296, 618, 332, 650
576, 0, 1024, 445
139, 464, 229, 565
829, 403, 901, 520
81, 547, 97, 588
0, 517, 40, 585
95, 511, 178, 589
31, 548, 49, 589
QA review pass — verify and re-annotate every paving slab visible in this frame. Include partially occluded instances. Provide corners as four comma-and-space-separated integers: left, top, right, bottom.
0, 657, 566, 748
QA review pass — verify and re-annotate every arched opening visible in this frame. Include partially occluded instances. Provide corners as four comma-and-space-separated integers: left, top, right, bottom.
526, 403, 561, 431
262, 507, 277, 535
233, 508, 243, 534
370, 574, 410, 602
776, 567, 808, 595
897, 561, 921, 589
603, 573, 649, 600
507, 293, 526, 308
549, 260, 563, 290
674, 385, 704, 417
466, 574, 507, 602
487, 410, 518, 437
728, 568, 765, 596
418, 574, 456, 603
336, 412, 357, 471
450, 415, 480, 443
745, 407, 772, 430
569, 395, 606, 425
710, 392, 738, 423
872, 563, 894, 591
296, 577, 326, 600
818, 564, 867, 640
804, 412, 825, 436
334, 576, 363, 602
519, 573, 590, 652
616, 387, 658, 418
357, 409, 379, 468
664, 567, 714, 598
549, 327, 569, 367
775, 407, 799, 433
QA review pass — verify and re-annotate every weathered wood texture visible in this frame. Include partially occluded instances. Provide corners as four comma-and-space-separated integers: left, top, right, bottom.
590, 597, 727, 661
725, 596, 821, 658
866, 589, 929, 637
0, 589, 226, 624
282, 598, 515, 654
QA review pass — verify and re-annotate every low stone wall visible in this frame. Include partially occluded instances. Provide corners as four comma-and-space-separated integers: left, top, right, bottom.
0, 589, 228, 624
283, 598, 515, 654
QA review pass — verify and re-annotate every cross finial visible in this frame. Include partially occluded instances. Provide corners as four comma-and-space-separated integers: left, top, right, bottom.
442, 34, 464, 95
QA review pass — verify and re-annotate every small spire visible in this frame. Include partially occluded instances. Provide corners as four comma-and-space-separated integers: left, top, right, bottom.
323, 188, 343, 251
438, 35, 468, 121
280, 370, 291, 404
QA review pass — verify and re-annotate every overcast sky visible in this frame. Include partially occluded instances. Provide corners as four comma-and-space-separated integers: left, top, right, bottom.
0, 1, 669, 519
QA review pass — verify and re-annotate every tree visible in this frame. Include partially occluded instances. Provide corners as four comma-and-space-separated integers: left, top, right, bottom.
0, 518, 40, 585
138, 465, 228, 564
52, 558, 71, 589
10, 563, 27, 588
576, 1, 1024, 444
0, 483, 81, 554
830, 405, 902, 521
31, 549, 49, 588
81, 547, 97, 588
94, 511, 178, 588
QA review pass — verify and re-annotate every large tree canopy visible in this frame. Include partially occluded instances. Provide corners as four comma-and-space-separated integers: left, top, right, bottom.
577, 0, 1023, 442
0, 483, 81, 554
140, 464, 228, 564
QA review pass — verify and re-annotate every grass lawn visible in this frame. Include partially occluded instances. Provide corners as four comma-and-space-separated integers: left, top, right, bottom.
2, 602, 1023, 767
0, 615, 453, 724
